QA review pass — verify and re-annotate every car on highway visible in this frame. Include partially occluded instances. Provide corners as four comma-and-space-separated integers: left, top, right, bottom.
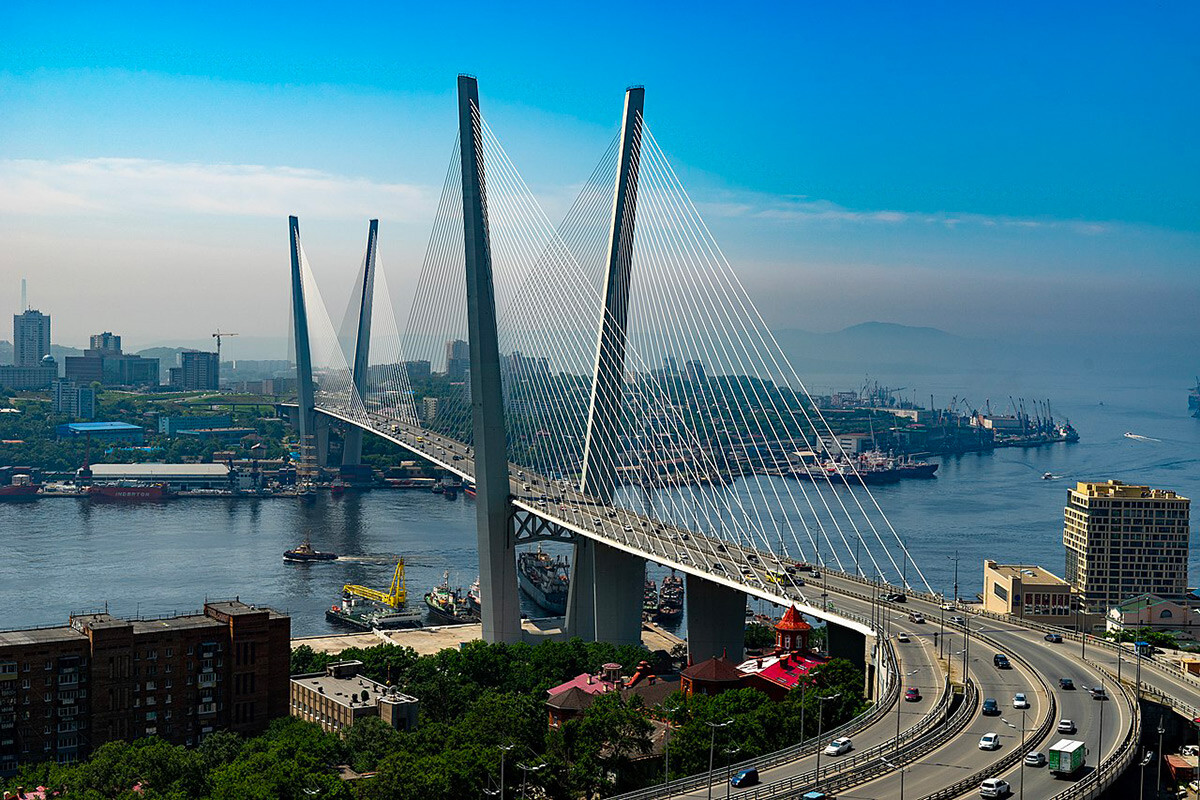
810, 569, 821, 579
711, 562, 726, 572
993, 653, 1011, 669
730, 768, 759, 788
978, 777, 1011, 798
1024, 751, 1047, 767
887, 593, 908, 603
623, 525, 633, 532
941, 602, 956, 611
823, 737, 853, 756
794, 562, 813, 571
800, 793, 832, 800
950, 615, 966, 625
905, 687, 922, 702
909, 612, 925, 624
978, 732, 1001, 751
1059, 677, 1075, 690
1013, 693, 1029, 709
1044, 633, 1063, 643
1091, 686, 1107, 700
1057, 719, 1076, 734
897, 632, 910, 643
982, 698, 999, 716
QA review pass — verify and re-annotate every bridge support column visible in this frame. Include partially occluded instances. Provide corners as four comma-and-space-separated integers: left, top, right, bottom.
685, 575, 745, 663
826, 622, 868, 674
566, 540, 645, 646
343, 219, 379, 469
459, 75, 521, 644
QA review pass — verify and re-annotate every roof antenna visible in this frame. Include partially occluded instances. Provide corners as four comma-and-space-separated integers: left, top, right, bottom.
20, 278, 26, 311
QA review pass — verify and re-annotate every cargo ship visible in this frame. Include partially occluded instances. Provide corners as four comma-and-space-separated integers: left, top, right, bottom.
0, 474, 40, 503
517, 548, 569, 616
819, 452, 938, 484
423, 572, 480, 624
87, 482, 172, 501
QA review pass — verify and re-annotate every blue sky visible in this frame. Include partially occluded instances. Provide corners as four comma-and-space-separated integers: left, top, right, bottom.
1, 1, 1197, 354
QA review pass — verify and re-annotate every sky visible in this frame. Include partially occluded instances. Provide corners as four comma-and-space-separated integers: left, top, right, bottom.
1, 1, 1197, 358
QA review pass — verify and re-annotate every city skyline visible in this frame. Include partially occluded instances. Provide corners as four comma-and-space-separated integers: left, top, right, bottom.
1, 3, 1198, 355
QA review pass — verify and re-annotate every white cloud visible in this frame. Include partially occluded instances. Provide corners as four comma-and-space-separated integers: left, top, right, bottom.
697, 192, 1112, 235
0, 158, 433, 221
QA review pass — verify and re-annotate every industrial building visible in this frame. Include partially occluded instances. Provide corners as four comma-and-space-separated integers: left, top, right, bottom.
1064, 480, 1191, 612
56, 421, 145, 443
290, 661, 418, 736
0, 600, 290, 775
87, 463, 236, 491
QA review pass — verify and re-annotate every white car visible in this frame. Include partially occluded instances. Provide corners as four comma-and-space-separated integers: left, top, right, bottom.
1013, 692, 1029, 709
978, 732, 1001, 751
823, 737, 853, 756
979, 777, 1011, 798
1057, 719, 1076, 734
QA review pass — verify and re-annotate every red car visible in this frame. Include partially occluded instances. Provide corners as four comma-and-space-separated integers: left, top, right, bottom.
904, 687, 922, 702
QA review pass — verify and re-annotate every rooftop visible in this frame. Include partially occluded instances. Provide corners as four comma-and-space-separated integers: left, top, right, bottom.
738, 653, 825, 690
63, 421, 143, 432
1073, 480, 1187, 501
293, 666, 415, 710
681, 655, 744, 683
0, 626, 88, 648
90, 463, 230, 477
984, 561, 1070, 586
1112, 593, 1176, 612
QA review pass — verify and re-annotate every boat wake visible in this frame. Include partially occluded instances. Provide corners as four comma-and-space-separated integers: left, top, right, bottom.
1123, 432, 1161, 442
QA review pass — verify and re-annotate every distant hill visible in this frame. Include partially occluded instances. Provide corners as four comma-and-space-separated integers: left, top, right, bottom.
771, 321, 995, 376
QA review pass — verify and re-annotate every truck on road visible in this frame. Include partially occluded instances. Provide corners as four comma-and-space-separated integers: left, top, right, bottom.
1048, 739, 1087, 777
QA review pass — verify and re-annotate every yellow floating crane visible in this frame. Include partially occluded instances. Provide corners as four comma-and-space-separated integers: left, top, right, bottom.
343, 559, 407, 609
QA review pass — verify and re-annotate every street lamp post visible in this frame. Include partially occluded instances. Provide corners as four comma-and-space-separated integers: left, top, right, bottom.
814, 694, 841, 780
1139, 747, 1153, 800
662, 705, 680, 797
724, 745, 741, 800
496, 743, 513, 800
1003, 706, 1029, 799
881, 758, 907, 800
1135, 640, 1149, 706
705, 720, 732, 800
516, 762, 545, 800
946, 551, 960, 606
1157, 719, 1166, 795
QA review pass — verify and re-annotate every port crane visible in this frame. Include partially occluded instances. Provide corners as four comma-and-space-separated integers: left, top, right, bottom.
211, 329, 238, 362
343, 560, 407, 609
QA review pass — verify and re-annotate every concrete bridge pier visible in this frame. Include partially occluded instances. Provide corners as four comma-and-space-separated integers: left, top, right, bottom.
566, 539, 645, 646
685, 575, 745, 663
826, 622, 873, 696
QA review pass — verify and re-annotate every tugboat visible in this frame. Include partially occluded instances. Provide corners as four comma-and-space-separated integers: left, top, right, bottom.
424, 572, 480, 624
0, 474, 40, 503
283, 535, 338, 562
656, 571, 684, 624
467, 577, 482, 617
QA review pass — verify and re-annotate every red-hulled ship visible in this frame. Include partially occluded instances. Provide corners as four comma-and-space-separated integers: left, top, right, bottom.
0, 474, 40, 502
87, 482, 172, 501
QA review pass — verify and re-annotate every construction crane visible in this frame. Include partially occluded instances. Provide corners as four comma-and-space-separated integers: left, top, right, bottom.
212, 329, 238, 362
343, 560, 407, 609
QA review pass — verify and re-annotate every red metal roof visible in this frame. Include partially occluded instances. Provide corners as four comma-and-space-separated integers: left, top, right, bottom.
776, 605, 812, 632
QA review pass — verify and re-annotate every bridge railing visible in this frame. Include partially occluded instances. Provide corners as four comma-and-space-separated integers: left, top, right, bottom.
1042, 658, 1141, 800
726, 675, 974, 800
918, 619, 1060, 800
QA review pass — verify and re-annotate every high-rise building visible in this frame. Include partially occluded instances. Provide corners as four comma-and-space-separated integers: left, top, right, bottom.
89, 332, 122, 354
13, 309, 50, 367
171, 350, 220, 390
1064, 480, 1191, 611
445, 339, 469, 380
52, 379, 97, 419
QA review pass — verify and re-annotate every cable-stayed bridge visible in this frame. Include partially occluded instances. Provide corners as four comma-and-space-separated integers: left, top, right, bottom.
287, 76, 927, 668
278, 76, 1200, 798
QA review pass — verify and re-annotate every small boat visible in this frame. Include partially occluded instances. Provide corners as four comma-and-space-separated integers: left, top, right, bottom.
283, 536, 338, 562
330, 479, 347, 497
424, 571, 480, 624
1042, 472, 1054, 480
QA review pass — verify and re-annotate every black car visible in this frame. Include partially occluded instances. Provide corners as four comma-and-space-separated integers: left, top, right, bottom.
1059, 677, 1075, 690
886, 593, 907, 603
982, 697, 1000, 715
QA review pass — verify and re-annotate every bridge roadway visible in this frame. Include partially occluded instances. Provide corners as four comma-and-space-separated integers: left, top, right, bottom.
317, 406, 1200, 796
